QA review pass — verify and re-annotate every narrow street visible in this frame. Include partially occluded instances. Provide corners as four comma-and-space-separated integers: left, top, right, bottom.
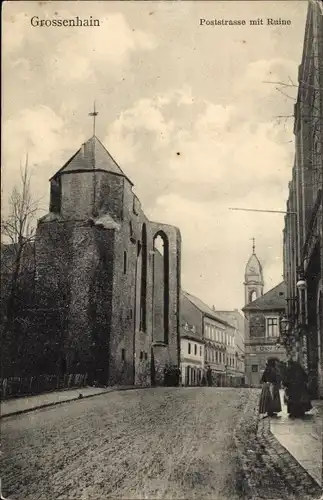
2, 388, 252, 500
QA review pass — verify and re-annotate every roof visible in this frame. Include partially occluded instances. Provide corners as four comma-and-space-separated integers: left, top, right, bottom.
242, 281, 286, 312
50, 135, 132, 184
182, 291, 235, 329
244, 252, 264, 282
214, 310, 244, 327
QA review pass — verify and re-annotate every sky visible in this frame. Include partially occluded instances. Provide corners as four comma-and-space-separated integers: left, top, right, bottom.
2, 0, 308, 310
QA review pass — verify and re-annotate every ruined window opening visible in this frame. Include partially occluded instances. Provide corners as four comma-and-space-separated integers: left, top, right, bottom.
144, 352, 148, 360
140, 351, 143, 360
140, 224, 147, 332
121, 349, 125, 361
153, 231, 170, 344
123, 251, 127, 274
50, 176, 62, 213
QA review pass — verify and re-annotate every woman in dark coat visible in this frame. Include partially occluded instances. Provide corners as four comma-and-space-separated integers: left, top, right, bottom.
283, 359, 312, 417
259, 359, 282, 417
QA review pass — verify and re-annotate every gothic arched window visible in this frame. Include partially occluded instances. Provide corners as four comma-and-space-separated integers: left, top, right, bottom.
140, 224, 147, 332
153, 231, 169, 344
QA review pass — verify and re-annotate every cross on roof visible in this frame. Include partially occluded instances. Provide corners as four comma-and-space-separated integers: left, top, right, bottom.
251, 237, 255, 253
89, 101, 99, 137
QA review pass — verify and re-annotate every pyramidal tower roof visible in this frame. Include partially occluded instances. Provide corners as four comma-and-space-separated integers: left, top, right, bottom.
50, 135, 132, 184
244, 239, 264, 284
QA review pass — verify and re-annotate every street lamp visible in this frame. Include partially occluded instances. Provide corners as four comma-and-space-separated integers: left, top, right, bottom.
296, 278, 307, 290
276, 315, 290, 348
296, 267, 307, 291
280, 315, 289, 334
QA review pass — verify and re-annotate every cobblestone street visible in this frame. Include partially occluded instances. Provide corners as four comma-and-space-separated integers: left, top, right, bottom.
1, 388, 320, 500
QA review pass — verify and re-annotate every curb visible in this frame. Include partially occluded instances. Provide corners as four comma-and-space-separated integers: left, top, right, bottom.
234, 390, 322, 499
0, 385, 147, 419
257, 416, 322, 498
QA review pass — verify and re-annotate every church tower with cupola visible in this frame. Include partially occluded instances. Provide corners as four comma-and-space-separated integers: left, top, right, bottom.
244, 238, 264, 305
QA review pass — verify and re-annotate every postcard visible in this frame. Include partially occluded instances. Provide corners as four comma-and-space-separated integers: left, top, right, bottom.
2, 1, 322, 499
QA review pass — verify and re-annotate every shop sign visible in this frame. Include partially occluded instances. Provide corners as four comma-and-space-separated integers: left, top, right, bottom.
254, 345, 284, 353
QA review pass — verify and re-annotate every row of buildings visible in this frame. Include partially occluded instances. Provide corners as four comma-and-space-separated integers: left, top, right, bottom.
282, 0, 323, 399
180, 291, 245, 387
243, 0, 323, 398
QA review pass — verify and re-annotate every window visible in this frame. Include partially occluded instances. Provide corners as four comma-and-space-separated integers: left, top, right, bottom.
144, 352, 148, 360
251, 364, 258, 373
123, 251, 127, 274
140, 351, 143, 360
266, 317, 279, 337
140, 224, 147, 332
121, 349, 125, 361
153, 231, 169, 344
200, 346, 202, 357
194, 344, 197, 355
188, 343, 191, 354
50, 177, 62, 213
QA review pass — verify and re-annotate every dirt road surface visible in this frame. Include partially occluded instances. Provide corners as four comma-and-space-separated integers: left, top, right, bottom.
2, 387, 253, 500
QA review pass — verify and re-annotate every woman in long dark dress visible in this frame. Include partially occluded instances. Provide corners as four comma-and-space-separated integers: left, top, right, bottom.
283, 359, 312, 417
259, 359, 282, 417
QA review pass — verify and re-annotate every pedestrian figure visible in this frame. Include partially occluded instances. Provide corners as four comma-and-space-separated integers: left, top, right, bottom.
206, 365, 212, 387
282, 358, 312, 417
201, 373, 206, 386
259, 359, 282, 417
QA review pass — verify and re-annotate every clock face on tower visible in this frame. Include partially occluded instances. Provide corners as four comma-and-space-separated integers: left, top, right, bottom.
250, 266, 256, 273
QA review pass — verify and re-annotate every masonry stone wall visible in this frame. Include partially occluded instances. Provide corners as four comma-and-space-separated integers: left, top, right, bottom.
33, 143, 181, 388
35, 219, 115, 382
60, 171, 124, 221
150, 222, 181, 383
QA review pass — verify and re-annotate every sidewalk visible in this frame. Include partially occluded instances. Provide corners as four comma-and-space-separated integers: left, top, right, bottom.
0, 385, 137, 418
270, 390, 322, 487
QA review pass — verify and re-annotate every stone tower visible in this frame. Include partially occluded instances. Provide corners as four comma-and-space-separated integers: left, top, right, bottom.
244, 238, 264, 305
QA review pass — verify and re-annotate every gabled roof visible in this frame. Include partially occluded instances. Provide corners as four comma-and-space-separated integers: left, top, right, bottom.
182, 291, 235, 329
242, 281, 286, 312
50, 135, 132, 184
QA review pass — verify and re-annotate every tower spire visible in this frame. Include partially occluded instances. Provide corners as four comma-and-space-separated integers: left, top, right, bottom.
89, 101, 98, 137
251, 237, 255, 254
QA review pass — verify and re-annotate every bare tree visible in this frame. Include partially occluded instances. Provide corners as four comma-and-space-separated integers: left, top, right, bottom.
1, 155, 39, 332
